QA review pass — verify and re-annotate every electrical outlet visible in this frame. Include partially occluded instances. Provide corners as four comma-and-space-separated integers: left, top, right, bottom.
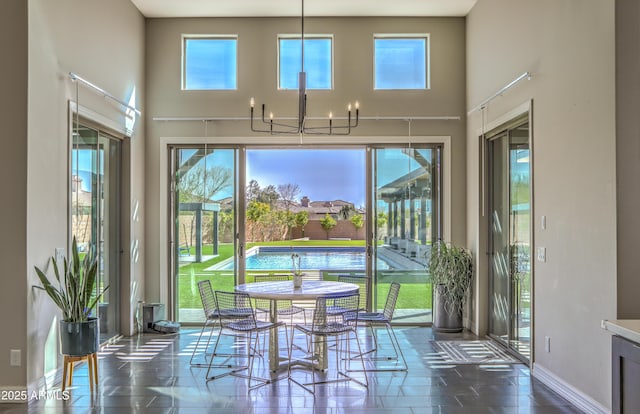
537, 247, 546, 262
55, 248, 65, 264
10, 349, 21, 366
545, 336, 551, 353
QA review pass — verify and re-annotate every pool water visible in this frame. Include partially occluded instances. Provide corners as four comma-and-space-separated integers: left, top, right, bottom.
216, 246, 391, 271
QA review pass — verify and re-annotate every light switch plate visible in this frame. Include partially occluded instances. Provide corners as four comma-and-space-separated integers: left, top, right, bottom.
55, 248, 65, 264
10, 349, 21, 366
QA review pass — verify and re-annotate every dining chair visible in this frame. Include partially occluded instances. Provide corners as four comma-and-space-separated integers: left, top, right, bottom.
254, 274, 306, 324
288, 293, 368, 394
344, 282, 407, 371
190, 280, 258, 368
207, 291, 288, 391
189, 280, 223, 367
337, 274, 369, 311
254, 273, 307, 352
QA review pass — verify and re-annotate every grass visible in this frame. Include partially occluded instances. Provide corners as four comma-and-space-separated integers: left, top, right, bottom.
177, 240, 431, 313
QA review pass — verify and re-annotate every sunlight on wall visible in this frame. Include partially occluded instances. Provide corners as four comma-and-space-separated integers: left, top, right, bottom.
44, 316, 58, 387
125, 87, 137, 134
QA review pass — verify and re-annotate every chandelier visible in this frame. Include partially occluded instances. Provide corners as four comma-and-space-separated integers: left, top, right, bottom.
249, 0, 359, 135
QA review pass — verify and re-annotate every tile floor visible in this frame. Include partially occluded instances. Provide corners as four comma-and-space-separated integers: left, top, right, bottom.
1, 327, 582, 413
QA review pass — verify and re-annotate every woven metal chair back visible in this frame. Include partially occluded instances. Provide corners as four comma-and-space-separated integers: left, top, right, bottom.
214, 291, 256, 327
337, 275, 369, 310
313, 293, 360, 330
254, 274, 290, 282
254, 274, 292, 309
382, 282, 401, 321
197, 280, 217, 318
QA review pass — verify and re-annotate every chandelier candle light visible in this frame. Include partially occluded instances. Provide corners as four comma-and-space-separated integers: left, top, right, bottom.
249, 0, 359, 135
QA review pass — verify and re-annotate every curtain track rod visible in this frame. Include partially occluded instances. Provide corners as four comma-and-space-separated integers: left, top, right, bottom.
152, 115, 460, 122
69, 72, 141, 116
467, 71, 531, 115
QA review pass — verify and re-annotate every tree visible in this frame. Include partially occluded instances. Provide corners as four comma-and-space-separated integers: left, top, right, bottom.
320, 213, 337, 239
282, 210, 296, 240
350, 214, 364, 238
339, 204, 356, 220
258, 184, 279, 206
376, 211, 388, 239
246, 179, 261, 202
218, 210, 234, 242
177, 163, 232, 251
246, 201, 271, 241
278, 183, 301, 210
178, 164, 232, 202
294, 211, 309, 237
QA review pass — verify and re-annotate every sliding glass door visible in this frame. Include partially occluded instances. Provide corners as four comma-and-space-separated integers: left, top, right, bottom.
71, 122, 121, 342
487, 119, 531, 361
169, 144, 443, 326
170, 146, 238, 323
372, 146, 442, 324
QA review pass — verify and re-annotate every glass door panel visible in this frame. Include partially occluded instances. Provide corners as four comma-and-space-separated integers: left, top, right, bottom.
71, 123, 121, 342
510, 124, 531, 359
372, 146, 441, 324
172, 146, 237, 323
488, 133, 510, 343
243, 149, 367, 306
488, 120, 531, 362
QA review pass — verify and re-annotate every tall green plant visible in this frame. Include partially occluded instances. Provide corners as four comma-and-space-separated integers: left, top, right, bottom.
427, 241, 473, 315
34, 237, 108, 322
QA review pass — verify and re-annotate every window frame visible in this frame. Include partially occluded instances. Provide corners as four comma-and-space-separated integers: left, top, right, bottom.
277, 34, 334, 91
373, 33, 430, 91
181, 34, 239, 91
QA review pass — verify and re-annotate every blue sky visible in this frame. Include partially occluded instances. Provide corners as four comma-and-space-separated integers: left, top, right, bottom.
247, 149, 366, 207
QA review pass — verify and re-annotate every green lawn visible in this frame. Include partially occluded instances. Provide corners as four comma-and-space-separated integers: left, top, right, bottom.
177, 241, 431, 312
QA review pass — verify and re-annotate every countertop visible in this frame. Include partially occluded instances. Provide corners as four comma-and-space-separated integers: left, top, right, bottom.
602, 319, 640, 344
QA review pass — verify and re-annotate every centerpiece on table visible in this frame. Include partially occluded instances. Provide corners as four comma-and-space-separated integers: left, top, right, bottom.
291, 252, 303, 288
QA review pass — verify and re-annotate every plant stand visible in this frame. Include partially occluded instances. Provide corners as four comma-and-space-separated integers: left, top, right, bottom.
62, 353, 98, 393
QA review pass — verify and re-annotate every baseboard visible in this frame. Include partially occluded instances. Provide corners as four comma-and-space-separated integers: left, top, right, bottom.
0, 386, 28, 403
533, 363, 610, 414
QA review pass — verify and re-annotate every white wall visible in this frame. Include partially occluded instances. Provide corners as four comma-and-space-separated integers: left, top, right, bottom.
616, 0, 640, 320
144, 17, 467, 307
466, 0, 616, 409
0, 0, 28, 389
26, 0, 145, 390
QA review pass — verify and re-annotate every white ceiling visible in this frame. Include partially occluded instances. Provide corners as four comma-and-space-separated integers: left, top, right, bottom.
130, 0, 478, 18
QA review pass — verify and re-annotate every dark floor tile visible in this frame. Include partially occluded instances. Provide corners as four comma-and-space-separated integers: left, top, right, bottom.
23, 328, 581, 412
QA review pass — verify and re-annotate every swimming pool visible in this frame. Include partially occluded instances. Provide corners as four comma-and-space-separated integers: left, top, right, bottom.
213, 246, 392, 271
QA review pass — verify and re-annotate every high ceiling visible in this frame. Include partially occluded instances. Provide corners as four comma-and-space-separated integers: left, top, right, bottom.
130, 0, 478, 18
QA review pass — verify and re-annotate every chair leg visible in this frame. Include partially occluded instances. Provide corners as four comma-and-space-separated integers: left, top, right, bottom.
347, 323, 408, 372
205, 329, 247, 380
190, 319, 215, 366
386, 323, 408, 371
225, 326, 288, 392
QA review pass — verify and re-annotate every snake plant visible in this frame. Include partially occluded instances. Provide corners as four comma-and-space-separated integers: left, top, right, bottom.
34, 237, 108, 322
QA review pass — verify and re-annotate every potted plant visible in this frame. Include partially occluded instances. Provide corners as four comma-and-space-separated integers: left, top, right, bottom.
427, 241, 473, 332
34, 237, 108, 356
